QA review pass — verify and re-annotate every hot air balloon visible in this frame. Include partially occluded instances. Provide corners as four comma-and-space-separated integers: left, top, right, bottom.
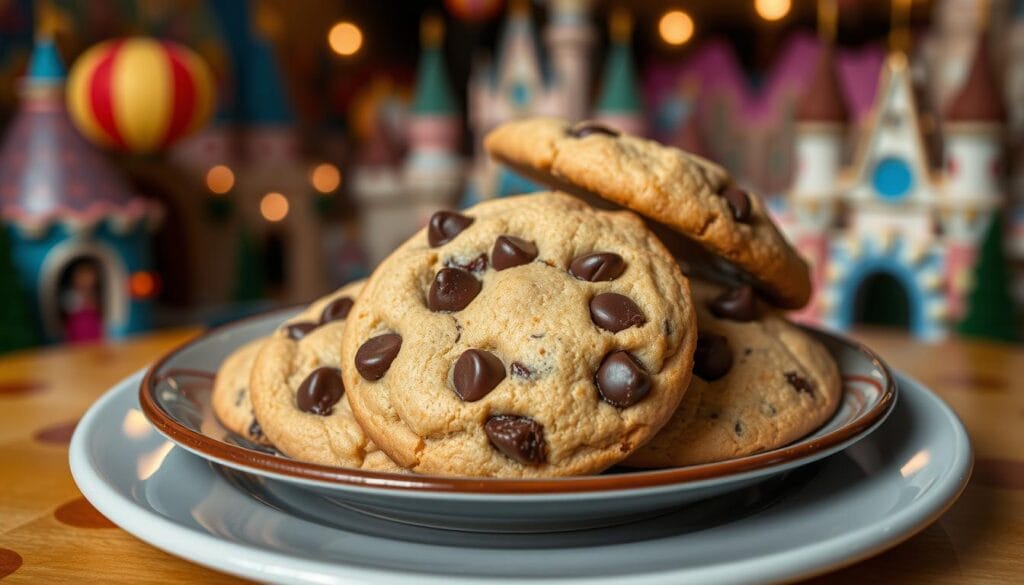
66, 37, 215, 154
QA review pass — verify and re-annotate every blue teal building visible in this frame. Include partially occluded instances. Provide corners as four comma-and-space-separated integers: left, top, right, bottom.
0, 38, 160, 343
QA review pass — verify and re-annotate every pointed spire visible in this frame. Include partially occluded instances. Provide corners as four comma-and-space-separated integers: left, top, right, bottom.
595, 8, 642, 115
945, 36, 1004, 123
411, 12, 457, 116
26, 37, 66, 86
796, 44, 848, 124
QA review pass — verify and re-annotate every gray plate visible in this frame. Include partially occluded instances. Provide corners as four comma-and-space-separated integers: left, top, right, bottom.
138, 310, 897, 532
71, 370, 971, 584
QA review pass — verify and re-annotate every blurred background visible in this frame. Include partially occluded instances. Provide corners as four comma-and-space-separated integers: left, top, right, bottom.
0, 0, 1021, 353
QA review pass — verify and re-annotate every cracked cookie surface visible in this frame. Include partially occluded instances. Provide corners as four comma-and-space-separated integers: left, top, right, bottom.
483, 117, 812, 309
341, 192, 697, 478
249, 280, 400, 471
626, 279, 841, 468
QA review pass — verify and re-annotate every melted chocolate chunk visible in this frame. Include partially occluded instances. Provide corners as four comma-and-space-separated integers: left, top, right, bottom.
569, 252, 626, 282
568, 121, 620, 139
784, 371, 815, 396
296, 367, 344, 416
589, 293, 646, 333
319, 296, 354, 324
693, 333, 733, 381
427, 211, 474, 247
446, 253, 488, 273
428, 268, 481, 312
452, 349, 506, 402
248, 418, 262, 439
284, 321, 318, 340
355, 333, 403, 381
491, 235, 538, 271
709, 286, 759, 322
510, 361, 533, 378
718, 186, 752, 223
595, 351, 651, 407
484, 415, 547, 464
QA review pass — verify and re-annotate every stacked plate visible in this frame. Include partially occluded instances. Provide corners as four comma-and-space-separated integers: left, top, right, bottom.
70, 306, 972, 584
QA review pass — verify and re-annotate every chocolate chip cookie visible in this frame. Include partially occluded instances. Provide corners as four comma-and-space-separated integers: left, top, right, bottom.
341, 192, 698, 478
249, 281, 400, 471
483, 117, 812, 309
625, 279, 841, 468
212, 338, 272, 445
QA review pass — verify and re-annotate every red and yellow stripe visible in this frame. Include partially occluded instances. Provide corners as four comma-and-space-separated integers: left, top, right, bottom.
67, 37, 214, 153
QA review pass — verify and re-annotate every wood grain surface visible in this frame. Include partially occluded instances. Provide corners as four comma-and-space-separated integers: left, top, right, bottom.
0, 326, 1021, 583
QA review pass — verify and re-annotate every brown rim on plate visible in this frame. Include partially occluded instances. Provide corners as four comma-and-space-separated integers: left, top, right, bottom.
139, 311, 896, 495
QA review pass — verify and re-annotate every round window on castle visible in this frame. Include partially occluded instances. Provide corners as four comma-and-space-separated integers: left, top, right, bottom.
871, 157, 914, 201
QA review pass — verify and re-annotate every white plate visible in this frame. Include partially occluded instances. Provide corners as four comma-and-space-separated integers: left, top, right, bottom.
138, 310, 896, 532
71, 369, 971, 584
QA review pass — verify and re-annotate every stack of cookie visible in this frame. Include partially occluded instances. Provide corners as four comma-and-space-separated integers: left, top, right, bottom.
212, 117, 841, 478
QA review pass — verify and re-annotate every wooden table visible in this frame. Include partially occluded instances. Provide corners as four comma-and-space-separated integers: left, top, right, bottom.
0, 327, 1021, 584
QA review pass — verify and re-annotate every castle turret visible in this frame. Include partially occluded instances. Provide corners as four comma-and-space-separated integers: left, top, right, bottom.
943, 36, 1005, 202
544, 0, 595, 122
940, 35, 1005, 319
792, 45, 848, 205
404, 13, 463, 224
494, 0, 547, 118
593, 8, 645, 136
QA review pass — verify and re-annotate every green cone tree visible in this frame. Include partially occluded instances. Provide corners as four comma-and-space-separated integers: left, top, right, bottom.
957, 214, 1020, 342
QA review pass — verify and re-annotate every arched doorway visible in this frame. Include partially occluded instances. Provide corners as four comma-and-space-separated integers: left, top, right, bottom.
38, 240, 129, 343
853, 271, 912, 329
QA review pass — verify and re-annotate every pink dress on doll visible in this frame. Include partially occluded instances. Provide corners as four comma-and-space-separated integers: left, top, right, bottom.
62, 290, 103, 343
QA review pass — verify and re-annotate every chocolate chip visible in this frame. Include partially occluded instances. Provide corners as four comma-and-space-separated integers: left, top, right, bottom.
446, 253, 488, 273
355, 333, 402, 381
284, 321, 318, 340
719, 186, 752, 223
734, 421, 744, 436
693, 333, 733, 381
296, 367, 345, 415
428, 268, 481, 312
569, 252, 626, 282
452, 349, 506, 402
510, 361, 532, 378
491, 235, 538, 271
484, 415, 546, 464
248, 418, 262, 438
319, 296, 354, 324
709, 285, 759, 322
595, 351, 651, 407
568, 121, 620, 138
428, 211, 473, 247
785, 371, 815, 396
589, 293, 646, 333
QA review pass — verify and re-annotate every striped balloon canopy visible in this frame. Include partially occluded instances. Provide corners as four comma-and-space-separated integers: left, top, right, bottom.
67, 37, 215, 154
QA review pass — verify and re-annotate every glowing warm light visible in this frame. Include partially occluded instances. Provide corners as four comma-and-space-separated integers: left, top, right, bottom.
129, 271, 158, 299
311, 163, 342, 194
260, 192, 290, 222
755, 0, 791, 21
900, 450, 931, 478
122, 409, 153, 439
137, 441, 174, 480
659, 10, 694, 46
205, 165, 234, 195
328, 21, 363, 56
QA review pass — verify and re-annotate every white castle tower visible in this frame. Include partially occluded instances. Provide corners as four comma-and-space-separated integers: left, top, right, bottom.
404, 14, 463, 225
789, 42, 849, 320
939, 35, 1005, 317
545, 0, 596, 123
